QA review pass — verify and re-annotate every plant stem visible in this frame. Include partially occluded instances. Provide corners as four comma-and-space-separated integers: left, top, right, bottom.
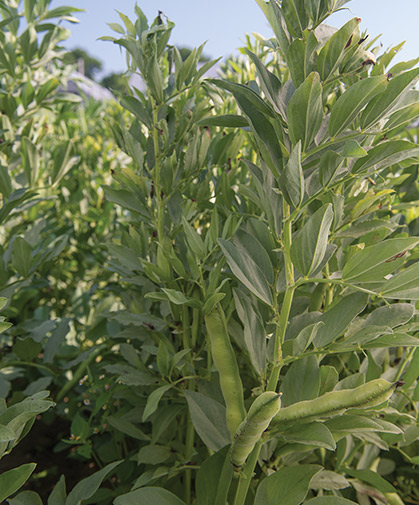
267, 201, 294, 392
152, 98, 164, 240
184, 381, 195, 505
0, 360, 58, 375
233, 442, 262, 505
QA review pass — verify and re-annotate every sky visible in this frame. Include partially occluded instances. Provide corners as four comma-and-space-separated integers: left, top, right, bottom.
53, 0, 419, 78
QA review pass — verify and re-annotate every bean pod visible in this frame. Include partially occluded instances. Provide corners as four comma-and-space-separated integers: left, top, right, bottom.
205, 305, 246, 437
271, 379, 401, 428
231, 391, 282, 469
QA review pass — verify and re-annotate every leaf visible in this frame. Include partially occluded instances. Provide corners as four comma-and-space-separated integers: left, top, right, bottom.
280, 141, 304, 208
317, 18, 360, 81
182, 217, 206, 259
329, 76, 387, 137
8, 490, 43, 505
65, 461, 121, 505
281, 356, 320, 405
287, 72, 323, 151
11, 236, 32, 277
0, 424, 15, 442
210, 79, 282, 175
102, 185, 148, 216
0, 463, 36, 502
314, 293, 369, 348
218, 238, 273, 305
114, 487, 186, 505
196, 446, 232, 505
233, 291, 266, 374
120, 96, 151, 129
381, 261, 419, 299
305, 498, 357, 504
361, 68, 419, 128
325, 415, 402, 434
290, 204, 333, 276
342, 140, 368, 158
363, 333, 419, 348
254, 465, 322, 505
137, 445, 171, 465
184, 390, 230, 452
283, 322, 323, 357
281, 0, 308, 38
107, 417, 149, 441
310, 470, 350, 490
196, 115, 248, 127
342, 237, 419, 283
280, 422, 336, 450
352, 140, 419, 174
344, 468, 397, 494
142, 385, 172, 422
21, 137, 40, 186
232, 229, 274, 284
244, 49, 284, 117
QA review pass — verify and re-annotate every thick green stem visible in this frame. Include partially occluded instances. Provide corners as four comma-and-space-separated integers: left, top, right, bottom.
267, 201, 294, 392
182, 305, 191, 349
233, 442, 262, 505
152, 100, 164, 240
184, 384, 195, 505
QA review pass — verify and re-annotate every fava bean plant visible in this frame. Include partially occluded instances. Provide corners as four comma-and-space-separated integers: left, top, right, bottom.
2, 0, 419, 504
95, 1, 419, 504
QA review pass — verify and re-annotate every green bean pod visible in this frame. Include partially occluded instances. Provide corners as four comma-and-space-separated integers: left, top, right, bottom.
205, 305, 246, 437
271, 379, 401, 427
231, 392, 282, 469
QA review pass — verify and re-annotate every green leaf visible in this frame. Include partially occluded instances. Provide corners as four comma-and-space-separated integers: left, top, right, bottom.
114, 487, 186, 505
233, 291, 266, 374
120, 96, 151, 129
0, 463, 36, 502
290, 204, 333, 276
244, 49, 284, 117
142, 385, 172, 422
317, 18, 360, 81
107, 416, 149, 441
102, 186, 148, 216
8, 490, 43, 505
196, 446, 232, 505
329, 76, 387, 137
342, 237, 419, 283
287, 72, 323, 152
218, 238, 273, 305
352, 140, 419, 174
232, 229, 274, 284
342, 140, 368, 158
196, 115, 248, 127
281, 0, 308, 38
210, 79, 282, 175
344, 468, 397, 494
325, 415, 402, 434
314, 293, 369, 348
280, 141, 304, 208
254, 465, 322, 505
380, 261, 419, 299
310, 470, 350, 491
21, 137, 39, 186
157, 341, 170, 376
361, 68, 419, 129
137, 445, 171, 465
182, 217, 206, 259
305, 498, 357, 504
280, 422, 336, 450
65, 461, 121, 505
36, 78, 59, 104
184, 390, 231, 452
0, 424, 16, 442
51, 141, 78, 186
281, 356, 320, 405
